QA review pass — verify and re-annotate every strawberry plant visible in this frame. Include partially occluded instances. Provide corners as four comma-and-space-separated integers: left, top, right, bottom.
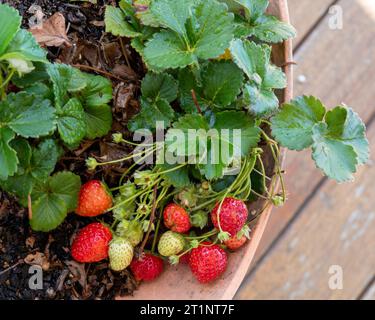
0, 3, 113, 232
94, 0, 369, 284
0, 0, 370, 289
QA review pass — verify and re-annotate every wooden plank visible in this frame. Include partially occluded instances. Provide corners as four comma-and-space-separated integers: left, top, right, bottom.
361, 279, 375, 300
236, 122, 375, 299
247, 0, 375, 271
288, 0, 336, 47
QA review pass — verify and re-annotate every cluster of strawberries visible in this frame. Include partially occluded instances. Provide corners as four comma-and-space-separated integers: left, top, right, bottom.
71, 180, 250, 284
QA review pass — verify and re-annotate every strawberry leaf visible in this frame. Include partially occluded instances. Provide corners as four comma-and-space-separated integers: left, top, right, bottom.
141, 72, 178, 103
311, 106, 369, 182
0, 127, 18, 181
129, 72, 178, 131
202, 61, 244, 108
30, 171, 81, 232
0, 29, 47, 63
56, 98, 87, 145
144, 0, 234, 70
271, 96, 326, 151
104, 5, 141, 38
232, 0, 296, 43
157, 163, 191, 188
81, 73, 113, 107
0, 4, 21, 56
233, 0, 269, 22
84, 104, 113, 139
178, 61, 244, 112
129, 98, 175, 131
166, 111, 260, 179
0, 139, 61, 204
271, 96, 369, 182
0, 92, 56, 138
230, 39, 286, 115
311, 123, 358, 183
245, 15, 296, 43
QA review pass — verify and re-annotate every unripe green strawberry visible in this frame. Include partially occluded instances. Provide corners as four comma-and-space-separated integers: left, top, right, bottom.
109, 238, 134, 272
158, 231, 185, 257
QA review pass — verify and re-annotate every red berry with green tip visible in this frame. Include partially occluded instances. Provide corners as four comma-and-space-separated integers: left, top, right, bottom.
130, 253, 164, 281
211, 197, 248, 236
76, 180, 112, 217
189, 242, 227, 283
71, 223, 112, 263
163, 203, 191, 233
224, 235, 247, 250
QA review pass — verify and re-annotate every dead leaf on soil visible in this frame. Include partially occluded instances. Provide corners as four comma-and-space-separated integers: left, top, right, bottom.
24, 252, 50, 271
30, 13, 72, 48
65, 260, 87, 289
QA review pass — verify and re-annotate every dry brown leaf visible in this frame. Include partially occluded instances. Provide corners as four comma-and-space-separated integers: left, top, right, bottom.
24, 252, 50, 271
30, 13, 72, 47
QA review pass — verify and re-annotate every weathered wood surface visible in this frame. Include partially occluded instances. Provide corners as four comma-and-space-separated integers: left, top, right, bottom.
288, 0, 336, 47
236, 0, 375, 299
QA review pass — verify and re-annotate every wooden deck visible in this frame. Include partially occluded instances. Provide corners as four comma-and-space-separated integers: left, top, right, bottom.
236, 0, 375, 300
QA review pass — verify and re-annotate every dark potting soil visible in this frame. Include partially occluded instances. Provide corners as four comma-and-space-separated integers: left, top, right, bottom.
0, 0, 144, 300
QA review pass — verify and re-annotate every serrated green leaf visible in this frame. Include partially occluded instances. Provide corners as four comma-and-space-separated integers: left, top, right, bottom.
230, 39, 266, 80
144, 0, 234, 70
0, 139, 60, 204
11, 62, 49, 88
0, 4, 21, 56
30, 171, 81, 232
178, 68, 207, 113
249, 15, 296, 43
30, 194, 67, 232
0, 127, 18, 180
0, 29, 47, 62
157, 163, 191, 188
57, 98, 87, 145
134, 0, 161, 27
322, 107, 369, 165
0, 139, 32, 204
105, 5, 141, 38
243, 83, 279, 115
150, 0, 194, 35
84, 104, 113, 139
24, 83, 52, 100
166, 111, 260, 179
81, 73, 113, 107
144, 31, 195, 69
31, 139, 61, 181
129, 98, 175, 131
192, 0, 234, 59
230, 39, 286, 115
271, 96, 326, 151
202, 61, 244, 108
47, 63, 73, 107
213, 111, 260, 155
0, 92, 56, 138
142, 72, 178, 103
67, 68, 88, 92
11, 138, 32, 171
233, 0, 268, 22
312, 123, 358, 183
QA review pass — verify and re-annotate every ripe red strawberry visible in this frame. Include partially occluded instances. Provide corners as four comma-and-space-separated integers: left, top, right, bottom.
130, 253, 164, 281
76, 180, 112, 217
224, 235, 247, 250
189, 242, 227, 283
179, 252, 191, 264
71, 223, 112, 263
163, 203, 191, 233
211, 197, 248, 236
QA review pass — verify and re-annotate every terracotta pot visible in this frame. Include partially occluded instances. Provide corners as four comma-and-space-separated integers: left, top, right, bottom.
122, 0, 293, 300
